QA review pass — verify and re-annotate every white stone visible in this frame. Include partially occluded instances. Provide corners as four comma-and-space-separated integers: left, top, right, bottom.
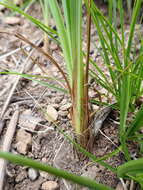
46, 105, 58, 122
28, 168, 38, 181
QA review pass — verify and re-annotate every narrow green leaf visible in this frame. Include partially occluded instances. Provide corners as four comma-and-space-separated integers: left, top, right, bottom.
0, 152, 114, 190
118, 158, 143, 178
127, 104, 143, 136
0, 71, 67, 93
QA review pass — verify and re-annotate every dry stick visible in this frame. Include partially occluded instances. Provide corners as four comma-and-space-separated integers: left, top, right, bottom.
84, 0, 91, 122
0, 47, 35, 119
0, 107, 19, 190
129, 180, 134, 190
0, 67, 24, 119
0, 39, 42, 119
80, 0, 91, 149
0, 79, 14, 97
119, 178, 128, 190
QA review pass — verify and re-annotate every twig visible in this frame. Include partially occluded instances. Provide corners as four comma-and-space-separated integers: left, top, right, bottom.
129, 180, 134, 190
18, 122, 54, 134
0, 66, 24, 118
120, 178, 128, 190
99, 129, 119, 149
0, 107, 19, 190
0, 77, 15, 97
0, 40, 39, 119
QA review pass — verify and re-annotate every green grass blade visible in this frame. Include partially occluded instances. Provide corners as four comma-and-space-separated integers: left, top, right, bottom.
0, 152, 114, 190
117, 158, 143, 178
48, 0, 72, 82
119, 0, 142, 160
89, 70, 116, 96
119, 74, 131, 160
95, 146, 122, 162
126, 0, 142, 61
0, 71, 67, 93
127, 104, 143, 136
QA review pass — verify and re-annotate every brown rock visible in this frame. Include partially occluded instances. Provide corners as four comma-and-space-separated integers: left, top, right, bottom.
15, 129, 32, 154
41, 181, 59, 190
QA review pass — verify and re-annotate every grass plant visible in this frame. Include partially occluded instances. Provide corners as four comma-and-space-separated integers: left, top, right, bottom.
0, 0, 143, 189
85, 0, 143, 160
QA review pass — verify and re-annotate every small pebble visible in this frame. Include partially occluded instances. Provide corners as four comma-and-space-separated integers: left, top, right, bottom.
58, 110, 68, 117
41, 181, 59, 190
40, 171, 55, 180
15, 129, 32, 154
46, 105, 58, 122
50, 42, 58, 51
54, 96, 63, 104
60, 103, 71, 111
28, 168, 38, 181
4, 16, 21, 25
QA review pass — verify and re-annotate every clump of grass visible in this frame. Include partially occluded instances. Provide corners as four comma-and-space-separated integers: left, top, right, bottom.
0, 0, 143, 189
